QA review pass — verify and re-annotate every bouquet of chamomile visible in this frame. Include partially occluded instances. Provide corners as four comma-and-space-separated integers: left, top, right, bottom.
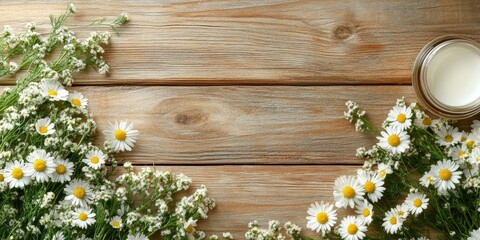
324, 98, 480, 240
0, 4, 231, 240
248, 98, 480, 240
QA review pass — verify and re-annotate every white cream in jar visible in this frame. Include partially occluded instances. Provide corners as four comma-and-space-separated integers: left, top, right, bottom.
413, 36, 480, 119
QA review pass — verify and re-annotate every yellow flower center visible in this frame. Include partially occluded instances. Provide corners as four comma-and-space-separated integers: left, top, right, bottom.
0, 173, 4, 182
11, 168, 23, 179
48, 89, 58, 96
71, 98, 81, 107
362, 208, 370, 217
342, 186, 355, 199
422, 117, 431, 126
426, 176, 433, 182
413, 198, 422, 208
387, 134, 400, 147
444, 135, 453, 143
396, 114, 406, 123
458, 151, 465, 158
78, 212, 88, 221
467, 140, 475, 150
90, 156, 100, 164
39, 126, 48, 134
364, 181, 375, 193
347, 224, 358, 235
390, 216, 397, 225
380, 169, 386, 177
73, 187, 86, 199
186, 224, 194, 234
439, 169, 452, 181
33, 159, 46, 172
112, 220, 121, 228
398, 210, 405, 216
476, 156, 480, 163
461, 136, 467, 142
114, 129, 127, 141
56, 165, 67, 174
316, 212, 328, 224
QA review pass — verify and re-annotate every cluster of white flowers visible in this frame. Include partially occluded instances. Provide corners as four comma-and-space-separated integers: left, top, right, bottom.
344, 100, 367, 132
244, 220, 302, 240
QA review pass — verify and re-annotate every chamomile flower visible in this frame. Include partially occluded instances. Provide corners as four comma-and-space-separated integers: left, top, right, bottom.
382, 210, 403, 234
4, 161, 31, 188
470, 148, 480, 165
394, 203, 410, 219
64, 179, 93, 207
40, 79, 68, 101
51, 159, 74, 183
356, 169, 385, 203
355, 200, 374, 225
25, 149, 55, 182
333, 176, 365, 209
72, 207, 96, 229
338, 216, 367, 240
437, 126, 461, 147
450, 144, 469, 161
377, 163, 392, 179
405, 192, 429, 216
466, 129, 480, 150
377, 126, 410, 154
35, 117, 55, 135
420, 171, 436, 188
68, 91, 88, 109
82, 149, 107, 169
184, 218, 197, 237
103, 120, 138, 152
110, 216, 123, 229
386, 105, 412, 131
127, 234, 149, 240
431, 160, 462, 192
414, 111, 436, 129
306, 201, 337, 236
468, 228, 480, 240
463, 163, 478, 179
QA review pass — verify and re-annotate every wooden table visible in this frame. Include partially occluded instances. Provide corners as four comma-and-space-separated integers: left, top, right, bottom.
2, 1, 480, 238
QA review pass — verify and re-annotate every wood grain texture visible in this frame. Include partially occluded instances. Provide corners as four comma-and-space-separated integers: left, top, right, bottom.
75, 85, 417, 164
0, 0, 479, 85
127, 165, 359, 238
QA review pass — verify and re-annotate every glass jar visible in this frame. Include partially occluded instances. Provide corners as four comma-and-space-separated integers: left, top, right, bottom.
412, 35, 480, 119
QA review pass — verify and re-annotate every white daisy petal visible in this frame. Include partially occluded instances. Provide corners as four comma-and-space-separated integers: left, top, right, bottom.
377, 126, 410, 154
72, 207, 96, 229
68, 91, 88, 109
35, 117, 55, 135
333, 175, 365, 209
103, 120, 138, 152
339, 216, 367, 240
305, 201, 337, 236
40, 79, 69, 101
64, 179, 93, 207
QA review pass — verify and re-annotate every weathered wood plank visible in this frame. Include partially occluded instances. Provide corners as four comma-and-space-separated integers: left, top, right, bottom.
0, 1, 479, 85
128, 165, 358, 238
77, 85, 416, 164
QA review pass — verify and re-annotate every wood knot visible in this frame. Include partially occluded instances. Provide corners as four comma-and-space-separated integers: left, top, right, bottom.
334, 24, 355, 40
175, 111, 207, 125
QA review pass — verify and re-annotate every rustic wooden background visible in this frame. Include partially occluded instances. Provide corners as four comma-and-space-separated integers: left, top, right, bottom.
1, 0, 480, 238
